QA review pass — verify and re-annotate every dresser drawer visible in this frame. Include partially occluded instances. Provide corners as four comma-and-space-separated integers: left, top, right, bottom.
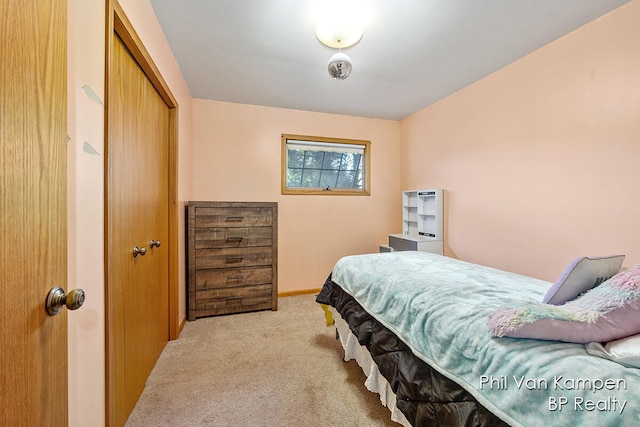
194, 226, 272, 249
195, 207, 273, 228
196, 267, 272, 289
195, 246, 272, 269
195, 284, 273, 316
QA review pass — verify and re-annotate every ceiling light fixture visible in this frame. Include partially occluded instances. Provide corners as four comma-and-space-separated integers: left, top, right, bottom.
313, 0, 365, 80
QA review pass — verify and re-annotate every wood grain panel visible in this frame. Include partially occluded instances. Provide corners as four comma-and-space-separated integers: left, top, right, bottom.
106, 3, 180, 426
195, 247, 273, 269
196, 267, 273, 289
195, 207, 274, 227
195, 284, 273, 315
108, 32, 169, 427
0, 1, 68, 425
194, 226, 273, 248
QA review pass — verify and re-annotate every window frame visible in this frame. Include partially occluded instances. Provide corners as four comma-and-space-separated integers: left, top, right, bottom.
281, 133, 371, 196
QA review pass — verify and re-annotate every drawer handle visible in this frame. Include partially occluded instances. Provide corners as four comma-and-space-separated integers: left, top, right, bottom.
226, 216, 244, 222
226, 296, 244, 301
226, 237, 243, 242
226, 256, 244, 263
227, 275, 246, 281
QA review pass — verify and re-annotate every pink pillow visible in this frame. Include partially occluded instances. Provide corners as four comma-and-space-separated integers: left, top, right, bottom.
488, 264, 640, 343
501, 299, 640, 343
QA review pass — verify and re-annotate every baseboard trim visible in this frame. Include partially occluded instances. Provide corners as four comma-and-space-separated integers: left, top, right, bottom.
278, 288, 322, 297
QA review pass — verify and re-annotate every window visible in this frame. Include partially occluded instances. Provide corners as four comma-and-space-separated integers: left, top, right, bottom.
281, 134, 370, 195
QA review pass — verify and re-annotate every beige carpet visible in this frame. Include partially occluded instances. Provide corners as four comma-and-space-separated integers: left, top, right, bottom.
126, 294, 400, 426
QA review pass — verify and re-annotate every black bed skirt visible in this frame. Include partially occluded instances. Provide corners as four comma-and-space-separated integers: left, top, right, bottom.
316, 275, 509, 427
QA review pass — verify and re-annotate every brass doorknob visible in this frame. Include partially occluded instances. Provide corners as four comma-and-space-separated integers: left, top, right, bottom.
46, 286, 85, 316
133, 246, 147, 257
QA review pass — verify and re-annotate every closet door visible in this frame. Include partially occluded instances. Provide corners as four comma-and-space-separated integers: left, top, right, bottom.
108, 32, 169, 426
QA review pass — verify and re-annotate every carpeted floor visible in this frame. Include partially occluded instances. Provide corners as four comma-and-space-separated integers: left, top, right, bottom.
125, 294, 400, 426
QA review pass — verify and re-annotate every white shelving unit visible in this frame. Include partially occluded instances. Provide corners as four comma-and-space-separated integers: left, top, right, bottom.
402, 191, 419, 235
386, 189, 443, 255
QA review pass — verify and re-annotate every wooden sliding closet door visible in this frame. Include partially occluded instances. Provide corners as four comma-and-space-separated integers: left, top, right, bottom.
108, 32, 170, 426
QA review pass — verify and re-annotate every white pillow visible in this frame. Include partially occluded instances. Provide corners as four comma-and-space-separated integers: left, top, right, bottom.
586, 334, 640, 368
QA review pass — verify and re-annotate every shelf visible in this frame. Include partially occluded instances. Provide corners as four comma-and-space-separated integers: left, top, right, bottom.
403, 192, 418, 208
400, 189, 443, 240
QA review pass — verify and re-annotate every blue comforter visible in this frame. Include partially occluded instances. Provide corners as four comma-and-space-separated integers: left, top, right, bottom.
331, 251, 640, 427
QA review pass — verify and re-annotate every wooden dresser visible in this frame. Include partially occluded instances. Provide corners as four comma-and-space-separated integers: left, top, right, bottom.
186, 201, 277, 320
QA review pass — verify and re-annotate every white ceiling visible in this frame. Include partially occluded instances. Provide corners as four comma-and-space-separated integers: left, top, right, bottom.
150, 0, 629, 121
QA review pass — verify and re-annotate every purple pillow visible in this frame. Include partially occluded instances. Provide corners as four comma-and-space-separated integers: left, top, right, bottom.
543, 255, 625, 305
488, 264, 640, 343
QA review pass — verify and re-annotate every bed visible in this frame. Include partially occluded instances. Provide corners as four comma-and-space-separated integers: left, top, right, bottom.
316, 251, 640, 427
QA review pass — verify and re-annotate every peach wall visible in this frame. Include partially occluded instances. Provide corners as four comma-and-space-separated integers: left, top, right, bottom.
67, 1, 106, 425
400, 1, 640, 281
191, 100, 402, 292
67, 0, 192, 425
